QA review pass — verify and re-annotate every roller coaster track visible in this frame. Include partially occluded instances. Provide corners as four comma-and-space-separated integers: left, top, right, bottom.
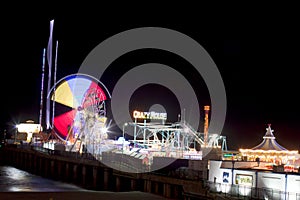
175, 122, 205, 146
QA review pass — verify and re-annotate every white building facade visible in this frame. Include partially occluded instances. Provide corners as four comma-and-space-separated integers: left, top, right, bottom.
208, 160, 300, 200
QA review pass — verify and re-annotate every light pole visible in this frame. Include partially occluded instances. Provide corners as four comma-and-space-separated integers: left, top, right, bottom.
123, 123, 128, 139
15, 125, 19, 144
122, 123, 128, 150
232, 160, 235, 185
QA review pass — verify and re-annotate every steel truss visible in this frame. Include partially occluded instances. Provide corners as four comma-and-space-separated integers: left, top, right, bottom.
126, 120, 227, 152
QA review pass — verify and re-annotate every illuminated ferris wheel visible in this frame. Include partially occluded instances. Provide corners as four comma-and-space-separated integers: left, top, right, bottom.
48, 73, 111, 153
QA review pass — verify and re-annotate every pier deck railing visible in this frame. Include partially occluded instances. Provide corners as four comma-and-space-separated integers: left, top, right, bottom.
206, 181, 300, 200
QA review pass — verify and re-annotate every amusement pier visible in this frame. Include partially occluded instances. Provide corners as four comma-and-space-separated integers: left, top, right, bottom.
1, 20, 300, 200
1, 105, 300, 199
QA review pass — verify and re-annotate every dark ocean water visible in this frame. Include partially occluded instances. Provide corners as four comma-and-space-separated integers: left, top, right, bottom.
0, 165, 86, 192
0, 165, 167, 200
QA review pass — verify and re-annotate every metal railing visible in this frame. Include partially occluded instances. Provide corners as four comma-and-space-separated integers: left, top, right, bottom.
206, 181, 300, 200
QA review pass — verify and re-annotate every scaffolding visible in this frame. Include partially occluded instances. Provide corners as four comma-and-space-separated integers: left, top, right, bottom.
126, 119, 227, 154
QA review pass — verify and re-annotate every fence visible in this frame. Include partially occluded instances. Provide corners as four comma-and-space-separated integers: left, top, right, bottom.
206, 181, 300, 200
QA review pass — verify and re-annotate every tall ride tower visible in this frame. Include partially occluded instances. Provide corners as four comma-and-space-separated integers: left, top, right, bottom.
204, 105, 210, 147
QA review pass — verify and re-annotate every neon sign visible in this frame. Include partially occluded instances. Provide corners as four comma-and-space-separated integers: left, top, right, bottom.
133, 110, 167, 120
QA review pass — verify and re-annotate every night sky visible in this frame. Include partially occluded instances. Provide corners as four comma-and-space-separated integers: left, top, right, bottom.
1, 5, 299, 151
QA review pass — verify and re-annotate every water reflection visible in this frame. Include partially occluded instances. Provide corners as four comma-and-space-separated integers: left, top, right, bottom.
0, 166, 85, 192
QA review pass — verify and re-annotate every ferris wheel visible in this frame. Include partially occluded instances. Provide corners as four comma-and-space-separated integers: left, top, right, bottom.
48, 73, 111, 152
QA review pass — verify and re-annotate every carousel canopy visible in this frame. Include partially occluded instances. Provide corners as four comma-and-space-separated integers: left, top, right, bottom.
251, 124, 287, 151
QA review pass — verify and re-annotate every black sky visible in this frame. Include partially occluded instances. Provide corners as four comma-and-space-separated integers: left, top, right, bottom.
1, 5, 299, 151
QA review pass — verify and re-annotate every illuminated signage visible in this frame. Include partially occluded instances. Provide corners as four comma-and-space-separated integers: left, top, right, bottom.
16, 123, 42, 133
235, 174, 253, 186
222, 172, 229, 183
133, 110, 167, 120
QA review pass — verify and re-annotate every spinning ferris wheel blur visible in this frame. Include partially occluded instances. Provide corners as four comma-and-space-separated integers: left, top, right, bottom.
48, 73, 111, 153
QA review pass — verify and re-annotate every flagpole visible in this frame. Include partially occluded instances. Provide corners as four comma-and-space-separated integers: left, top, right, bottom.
52, 40, 58, 128
39, 48, 46, 131
46, 19, 54, 130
